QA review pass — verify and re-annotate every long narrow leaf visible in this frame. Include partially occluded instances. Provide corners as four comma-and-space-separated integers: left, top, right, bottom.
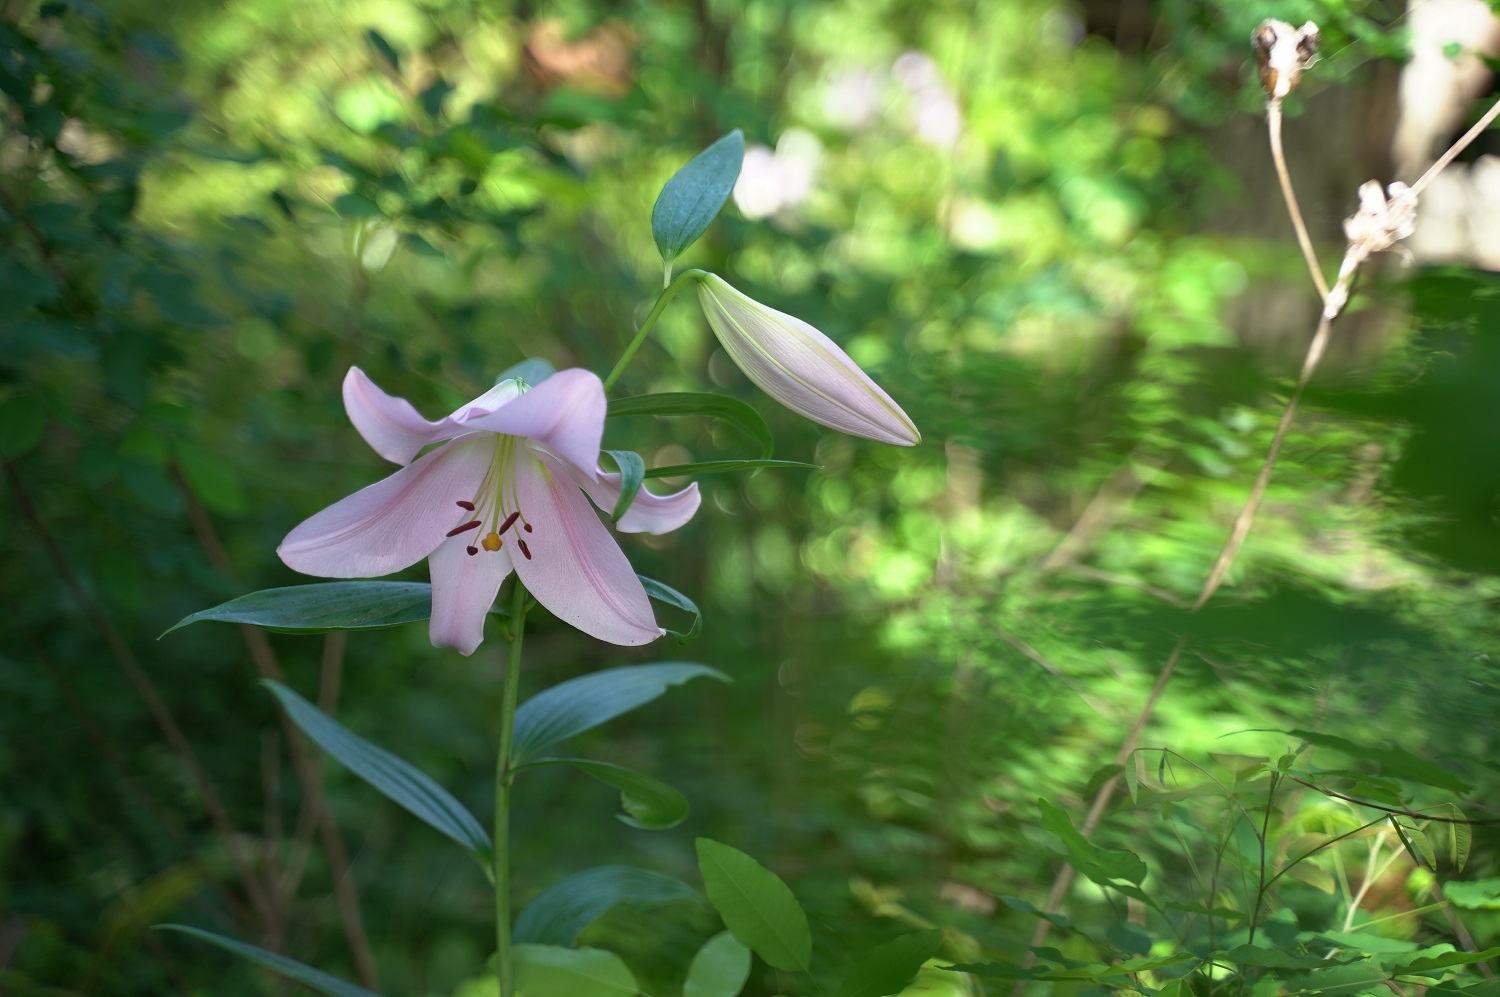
638, 575, 702, 642
524, 757, 689, 829
644, 458, 816, 479
511, 663, 726, 761
603, 449, 646, 522
163, 581, 463, 636
513, 865, 700, 946
609, 392, 773, 459
263, 681, 491, 863
156, 925, 382, 997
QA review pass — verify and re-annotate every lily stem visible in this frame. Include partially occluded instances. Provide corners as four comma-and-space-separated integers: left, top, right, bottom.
602, 268, 709, 394
494, 578, 530, 997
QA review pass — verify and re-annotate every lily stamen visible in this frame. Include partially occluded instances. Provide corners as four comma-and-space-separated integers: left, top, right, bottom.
517, 539, 532, 560
447, 520, 482, 537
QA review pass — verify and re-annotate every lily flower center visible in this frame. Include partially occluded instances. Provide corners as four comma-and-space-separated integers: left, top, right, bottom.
443, 433, 537, 560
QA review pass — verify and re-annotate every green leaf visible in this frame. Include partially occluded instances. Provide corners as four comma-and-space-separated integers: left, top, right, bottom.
1391, 948, 1500, 976
696, 838, 811, 973
603, 449, 645, 523
1392, 817, 1436, 869
1037, 799, 1148, 888
511, 663, 727, 762
836, 930, 944, 997
163, 581, 502, 636
1218, 945, 1345, 969
1445, 804, 1472, 871
0, 390, 45, 459
999, 896, 1072, 929
365, 28, 401, 73
156, 925, 381, 997
262, 681, 491, 862
645, 459, 817, 479
609, 392, 773, 459
1443, 878, 1500, 910
513, 865, 700, 947
514, 944, 638, 997
684, 931, 753, 997
638, 575, 703, 642
497, 357, 556, 387
525, 758, 689, 830
1279, 729, 1473, 794
651, 130, 744, 263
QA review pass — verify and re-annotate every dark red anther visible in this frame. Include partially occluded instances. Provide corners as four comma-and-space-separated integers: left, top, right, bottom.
466, 545, 479, 556
517, 539, 532, 560
497, 511, 521, 536
523, 522, 533, 533
446, 519, 482, 537
455, 500, 475, 511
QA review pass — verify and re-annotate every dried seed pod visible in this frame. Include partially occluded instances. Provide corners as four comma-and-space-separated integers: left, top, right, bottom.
1253, 19, 1320, 98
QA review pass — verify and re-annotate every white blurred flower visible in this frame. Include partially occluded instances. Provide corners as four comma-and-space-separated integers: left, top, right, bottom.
731, 129, 824, 220
892, 51, 963, 148
823, 66, 883, 131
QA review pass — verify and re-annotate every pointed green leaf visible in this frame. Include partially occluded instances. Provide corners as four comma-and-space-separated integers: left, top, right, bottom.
525, 758, 688, 829
645, 459, 817, 479
999, 896, 1072, 929
684, 931, 752, 997
497, 357, 556, 387
263, 681, 490, 862
511, 663, 727, 762
603, 449, 646, 523
1038, 799, 1148, 888
365, 28, 401, 73
1392, 817, 1436, 869
637, 576, 702, 642
156, 925, 381, 997
513, 865, 700, 946
652, 130, 744, 262
163, 581, 504, 636
1390, 948, 1500, 976
1445, 804, 1472, 871
696, 838, 811, 973
609, 392, 773, 459
1443, 878, 1500, 909
514, 944, 638, 996
836, 930, 944, 997
1279, 729, 1472, 794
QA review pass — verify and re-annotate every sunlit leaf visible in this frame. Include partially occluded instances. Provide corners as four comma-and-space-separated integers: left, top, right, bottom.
683, 931, 752, 997
511, 663, 727, 761
524, 758, 689, 829
1390, 947, 1500, 976
514, 944, 638, 997
835, 930, 943, 997
1037, 799, 1148, 888
651, 130, 743, 263
163, 581, 502, 636
513, 865, 699, 946
608, 392, 773, 459
696, 838, 811, 973
263, 681, 491, 862
156, 925, 381, 997
1443, 878, 1500, 910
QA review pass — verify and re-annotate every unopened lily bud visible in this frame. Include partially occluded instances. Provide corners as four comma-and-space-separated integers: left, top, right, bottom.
697, 274, 920, 446
1252, 19, 1320, 99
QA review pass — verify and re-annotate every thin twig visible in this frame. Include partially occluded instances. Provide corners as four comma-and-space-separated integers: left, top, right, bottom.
1285, 776, 1500, 825
1410, 95, 1500, 197
1267, 98, 1331, 301
3, 459, 276, 927
171, 466, 381, 990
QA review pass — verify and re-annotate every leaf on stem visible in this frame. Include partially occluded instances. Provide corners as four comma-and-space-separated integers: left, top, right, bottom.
514, 944, 638, 997
834, 930, 944, 997
638, 575, 702, 642
511, 662, 727, 762
513, 865, 701, 947
1037, 798, 1148, 893
608, 391, 773, 459
696, 838, 811, 973
524, 757, 689, 829
156, 925, 382, 997
651, 130, 744, 263
603, 449, 646, 522
162, 581, 504, 636
262, 681, 491, 863
684, 931, 752, 997
645, 459, 817, 479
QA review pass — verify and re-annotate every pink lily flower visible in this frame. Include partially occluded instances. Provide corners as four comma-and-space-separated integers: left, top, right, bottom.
278, 367, 700, 654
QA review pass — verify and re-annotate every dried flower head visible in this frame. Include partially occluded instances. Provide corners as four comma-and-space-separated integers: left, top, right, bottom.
1252, 19, 1320, 99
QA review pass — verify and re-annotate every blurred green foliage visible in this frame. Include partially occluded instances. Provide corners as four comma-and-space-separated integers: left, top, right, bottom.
4, 0, 1499, 993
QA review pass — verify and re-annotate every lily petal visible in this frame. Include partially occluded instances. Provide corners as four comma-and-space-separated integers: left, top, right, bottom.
461, 368, 606, 476
558, 458, 702, 535
278, 436, 493, 579
429, 533, 514, 655
511, 454, 662, 645
697, 274, 921, 446
343, 367, 450, 465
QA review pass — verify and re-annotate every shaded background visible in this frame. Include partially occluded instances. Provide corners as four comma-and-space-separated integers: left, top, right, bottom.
4, 0, 1500, 993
